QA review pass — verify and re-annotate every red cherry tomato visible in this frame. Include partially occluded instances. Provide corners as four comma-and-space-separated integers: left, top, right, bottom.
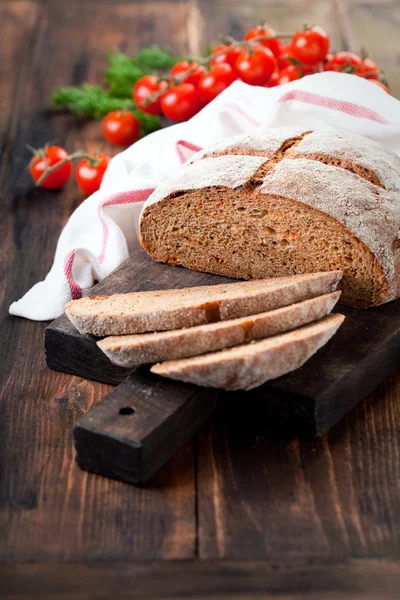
160, 83, 202, 122
264, 70, 280, 88
368, 79, 391, 94
275, 65, 303, 85
198, 63, 236, 103
356, 57, 379, 80
210, 44, 242, 70
169, 61, 206, 87
133, 75, 167, 115
302, 64, 320, 76
235, 45, 277, 86
75, 154, 111, 196
277, 43, 296, 70
244, 25, 282, 58
324, 51, 362, 72
102, 110, 140, 147
291, 26, 330, 65
29, 145, 72, 189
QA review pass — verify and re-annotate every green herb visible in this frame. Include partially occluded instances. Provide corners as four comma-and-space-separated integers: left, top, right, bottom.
105, 47, 181, 97
51, 85, 160, 135
132, 45, 180, 71
105, 53, 146, 98
51, 45, 180, 133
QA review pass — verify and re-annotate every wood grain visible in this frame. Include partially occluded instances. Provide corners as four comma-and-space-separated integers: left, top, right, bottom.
0, 1, 39, 195
74, 369, 218, 484
0, 0, 196, 563
1, 0, 400, 595
1, 559, 400, 599
197, 370, 400, 560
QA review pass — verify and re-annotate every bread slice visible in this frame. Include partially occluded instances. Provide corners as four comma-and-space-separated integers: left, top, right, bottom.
150, 313, 345, 391
97, 291, 340, 367
65, 271, 342, 336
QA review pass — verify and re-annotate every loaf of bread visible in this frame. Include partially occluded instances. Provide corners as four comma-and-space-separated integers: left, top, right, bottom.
65, 271, 341, 336
151, 313, 345, 391
97, 291, 340, 367
140, 127, 400, 308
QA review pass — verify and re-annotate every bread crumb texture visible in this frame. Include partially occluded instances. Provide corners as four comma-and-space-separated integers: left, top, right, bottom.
140, 127, 400, 308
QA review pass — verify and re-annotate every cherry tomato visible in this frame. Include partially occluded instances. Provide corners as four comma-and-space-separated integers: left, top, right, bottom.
29, 145, 72, 189
210, 44, 242, 70
324, 51, 362, 72
235, 45, 277, 86
264, 70, 280, 87
302, 64, 320, 75
133, 75, 167, 115
102, 110, 140, 147
75, 154, 111, 196
277, 43, 295, 70
198, 64, 236, 103
160, 83, 202, 122
368, 79, 391, 94
275, 65, 303, 85
292, 26, 330, 65
356, 57, 379, 80
169, 61, 206, 87
244, 25, 282, 58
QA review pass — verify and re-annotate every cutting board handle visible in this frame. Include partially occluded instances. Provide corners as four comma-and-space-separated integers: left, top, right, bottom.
73, 367, 218, 485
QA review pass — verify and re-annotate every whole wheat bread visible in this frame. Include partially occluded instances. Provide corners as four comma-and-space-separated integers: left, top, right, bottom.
65, 271, 342, 336
140, 127, 400, 308
151, 313, 345, 391
97, 291, 340, 367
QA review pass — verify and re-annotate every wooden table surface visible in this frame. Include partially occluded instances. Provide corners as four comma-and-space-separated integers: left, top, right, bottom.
1, 0, 400, 598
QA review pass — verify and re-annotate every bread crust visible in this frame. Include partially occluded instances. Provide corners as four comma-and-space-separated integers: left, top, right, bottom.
97, 291, 340, 367
140, 127, 400, 308
150, 313, 345, 391
65, 271, 342, 336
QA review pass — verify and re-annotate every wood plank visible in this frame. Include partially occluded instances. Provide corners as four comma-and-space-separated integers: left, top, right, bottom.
74, 369, 218, 484
0, 1, 196, 562
0, 1, 38, 194
1, 559, 400, 599
197, 370, 400, 559
339, 1, 400, 98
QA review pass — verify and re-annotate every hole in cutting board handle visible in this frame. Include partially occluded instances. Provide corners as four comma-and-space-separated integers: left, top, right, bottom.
119, 406, 135, 416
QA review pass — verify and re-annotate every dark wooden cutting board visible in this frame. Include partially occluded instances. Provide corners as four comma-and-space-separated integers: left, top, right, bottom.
45, 248, 400, 484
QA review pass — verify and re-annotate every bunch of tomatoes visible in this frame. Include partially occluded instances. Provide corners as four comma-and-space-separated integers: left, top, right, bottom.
29, 146, 111, 194
30, 23, 390, 193
130, 24, 388, 126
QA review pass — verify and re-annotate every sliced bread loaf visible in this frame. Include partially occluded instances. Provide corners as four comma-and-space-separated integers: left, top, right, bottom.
65, 271, 342, 336
97, 291, 340, 367
140, 127, 400, 308
150, 313, 345, 391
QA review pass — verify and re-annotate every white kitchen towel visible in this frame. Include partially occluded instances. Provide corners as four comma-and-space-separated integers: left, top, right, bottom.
9, 72, 400, 320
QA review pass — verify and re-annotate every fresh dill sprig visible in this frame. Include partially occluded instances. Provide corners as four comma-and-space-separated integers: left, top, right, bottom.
51, 85, 160, 134
51, 45, 181, 131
